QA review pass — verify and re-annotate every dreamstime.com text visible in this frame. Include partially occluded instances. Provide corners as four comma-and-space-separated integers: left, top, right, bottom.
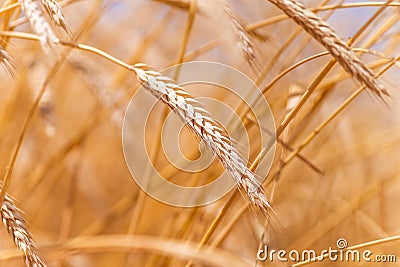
257, 238, 397, 263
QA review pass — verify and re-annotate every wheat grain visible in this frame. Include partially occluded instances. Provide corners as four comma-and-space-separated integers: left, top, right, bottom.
266, 0, 389, 99
18, 0, 59, 50
132, 63, 272, 216
40, 0, 68, 33
1, 195, 46, 267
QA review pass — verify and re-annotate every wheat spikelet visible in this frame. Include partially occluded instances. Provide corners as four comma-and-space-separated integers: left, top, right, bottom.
266, 0, 389, 99
132, 63, 272, 216
1, 195, 46, 267
0, 45, 14, 75
222, 1, 260, 70
18, 0, 59, 50
40, 0, 68, 33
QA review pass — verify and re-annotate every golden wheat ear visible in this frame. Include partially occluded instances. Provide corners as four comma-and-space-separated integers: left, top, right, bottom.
222, 0, 261, 71
132, 63, 273, 217
266, 0, 389, 100
1, 195, 46, 267
18, 0, 59, 51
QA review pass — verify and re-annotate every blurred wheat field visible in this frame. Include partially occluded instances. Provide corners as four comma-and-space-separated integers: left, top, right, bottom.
0, 0, 399, 266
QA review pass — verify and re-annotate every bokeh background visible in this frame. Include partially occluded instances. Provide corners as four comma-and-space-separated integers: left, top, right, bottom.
0, 0, 399, 266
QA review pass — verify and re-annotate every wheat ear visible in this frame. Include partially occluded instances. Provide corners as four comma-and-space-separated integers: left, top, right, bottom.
1, 195, 46, 267
18, 0, 59, 50
266, 0, 389, 99
40, 0, 68, 33
222, 1, 260, 70
132, 63, 271, 215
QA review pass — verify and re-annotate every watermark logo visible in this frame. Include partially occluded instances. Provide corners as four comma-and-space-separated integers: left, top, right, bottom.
122, 61, 276, 207
257, 238, 397, 264
336, 238, 348, 249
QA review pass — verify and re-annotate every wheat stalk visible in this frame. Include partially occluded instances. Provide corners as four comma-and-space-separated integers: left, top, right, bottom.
266, 0, 389, 99
1, 194, 46, 267
40, 0, 68, 33
132, 63, 272, 216
18, 0, 59, 50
